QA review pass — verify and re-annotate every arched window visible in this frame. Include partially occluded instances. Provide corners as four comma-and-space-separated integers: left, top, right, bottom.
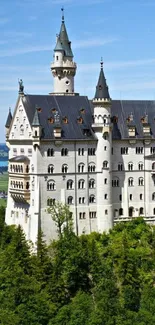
139, 207, 144, 215
112, 177, 119, 187
118, 163, 123, 171
78, 179, 85, 189
47, 148, 54, 157
138, 177, 144, 186
129, 207, 134, 217
152, 192, 155, 201
140, 194, 143, 200
128, 177, 134, 187
103, 161, 108, 168
88, 163, 96, 173
67, 179, 73, 190
48, 164, 54, 174
31, 164, 34, 172
152, 162, 155, 170
89, 179, 95, 189
61, 148, 68, 156
67, 196, 73, 205
128, 162, 133, 171
47, 198, 55, 206
78, 163, 85, 173
89, 195, 96, 203
20, 125, 24, 135
119, 208, 123, 216
47, 180, 56, 191
62, 164, 68, 173
138, 162, 143, 170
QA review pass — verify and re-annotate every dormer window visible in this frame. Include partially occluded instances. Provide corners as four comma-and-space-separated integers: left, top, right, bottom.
77, 117, 83, 124
48, 117, 54, 124
80, 108, 85, 114
143, 125, 150, 135
52, 108, 57, 113
37, 107, 42, 113
128, 126, 136, 137
62, 116, 68, 124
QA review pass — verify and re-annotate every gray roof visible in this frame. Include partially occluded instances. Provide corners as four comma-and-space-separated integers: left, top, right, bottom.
5, 109, 12, 128
20, 95, 155, 141
111, 100, 155, 139
9, 155, 30, 163
22, 95, 95, 140
94, 65, 110, 100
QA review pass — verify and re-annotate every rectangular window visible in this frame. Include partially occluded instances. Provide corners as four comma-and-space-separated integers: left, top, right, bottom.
121, 147, 128, 155
136, 147, 143, 154
104, 178, 107, 184
89, 212, 97, 219
129, 194, 132, 201
119, 194, 122, 201
104, 194, 108, 199
13, 148, 17, 156
20, 148, 24, 154
104, 146, 107, 151
151, 147, 155, 154
28, 148, 32, 156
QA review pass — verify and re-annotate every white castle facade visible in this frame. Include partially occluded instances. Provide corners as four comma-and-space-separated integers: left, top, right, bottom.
5, 13, 155, 244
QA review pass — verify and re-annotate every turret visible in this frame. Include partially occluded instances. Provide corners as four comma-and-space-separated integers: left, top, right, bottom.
50, 9, 77, 95
5, 108, 12, 139
92, 59, 113, 232
32, 108, 42, 146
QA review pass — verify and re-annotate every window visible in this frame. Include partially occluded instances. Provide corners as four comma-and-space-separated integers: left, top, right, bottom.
67, 180, 74, 190
139, 207, 144, 215
20, 148, 24, 154
112, 178, 119, 187
35, 131, 37, 137
62, 164, 68, 173
78, 163, 85, 173
136, 147, 143, 154
28, 148, 32, 156
152, 162, 155, 170
111, 148, 113, 155
138, 162, 143, 170
128, 177, 134, 187
105, 209, 108, 215
119, 194, 122, 201
67, 196, 73, 205
79, 197, 85, 204
89, 179, 95, 189
79, 212, 86, 219
104, 178, 107, 184
129, 194, 133, 201
47, 198, 55, 206
47, 180, 56, 191
119, 208, 123, 216
89, 195, 96, 203
121, 147, 128, 155
89, 212, 97, 219
129, 207, 134, 217
103, 161, 108, 168
88, 148, 95, 156
48, 164, 54, 174
47, 148, 54, 157
78, 179, 85, 189
151, 147, 155, 154
152, 193, 155, 201
139, 177, 144, 186
20, 125, 24, 135
128, 162, 133, 171
104, 194, 108, 199
153, 208, 155, 215
140, 194, 143, 200
61, 148, 68, 156
78, 148, 84, 156
104, 146, 107, 151
88, 163, 96, 173
56, 55, 58, 61
118, 163, 123, 171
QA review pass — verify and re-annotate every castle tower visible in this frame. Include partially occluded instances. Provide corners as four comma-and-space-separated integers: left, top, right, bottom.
92, 60, 113, 232
50, 9, 77, 95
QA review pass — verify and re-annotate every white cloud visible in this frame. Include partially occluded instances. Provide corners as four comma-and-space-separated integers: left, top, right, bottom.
73, 37, 119, 49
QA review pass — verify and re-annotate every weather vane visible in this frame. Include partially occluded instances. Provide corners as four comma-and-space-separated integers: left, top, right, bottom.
100, 57, 103, 69
61, 7, 64, 22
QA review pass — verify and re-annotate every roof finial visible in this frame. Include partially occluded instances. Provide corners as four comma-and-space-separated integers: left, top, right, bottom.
100, 57, 103, 69
9, 107, 11, 113
61, 7, 64, 22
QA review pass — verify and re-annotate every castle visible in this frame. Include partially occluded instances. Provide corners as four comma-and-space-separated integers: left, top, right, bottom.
5, 12, 155, 244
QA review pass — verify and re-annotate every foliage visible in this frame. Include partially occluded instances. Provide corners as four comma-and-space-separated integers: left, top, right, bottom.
0, 205, 155, 324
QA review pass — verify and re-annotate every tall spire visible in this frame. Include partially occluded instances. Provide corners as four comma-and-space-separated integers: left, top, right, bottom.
58, 8, 73, 57
5, 108, 12, 128
94, 59, 111, 100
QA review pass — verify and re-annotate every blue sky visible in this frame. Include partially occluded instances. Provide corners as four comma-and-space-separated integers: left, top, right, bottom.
0, 0, 155, 141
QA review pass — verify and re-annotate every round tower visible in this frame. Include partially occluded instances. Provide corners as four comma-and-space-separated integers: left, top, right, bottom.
50, 9, 77, 95
92, 60, 113, 232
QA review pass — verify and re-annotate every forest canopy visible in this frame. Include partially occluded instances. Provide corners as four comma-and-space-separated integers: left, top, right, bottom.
0, 205, 155, 325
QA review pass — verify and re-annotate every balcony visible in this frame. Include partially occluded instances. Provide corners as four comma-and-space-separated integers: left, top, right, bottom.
9, 187, 30, 203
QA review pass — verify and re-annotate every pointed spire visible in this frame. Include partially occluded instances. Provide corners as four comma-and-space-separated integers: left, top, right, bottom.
94, 59, 111, 100
58, 8, 73, 57
5, 108, 12, 128
32, 108, 41, 127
